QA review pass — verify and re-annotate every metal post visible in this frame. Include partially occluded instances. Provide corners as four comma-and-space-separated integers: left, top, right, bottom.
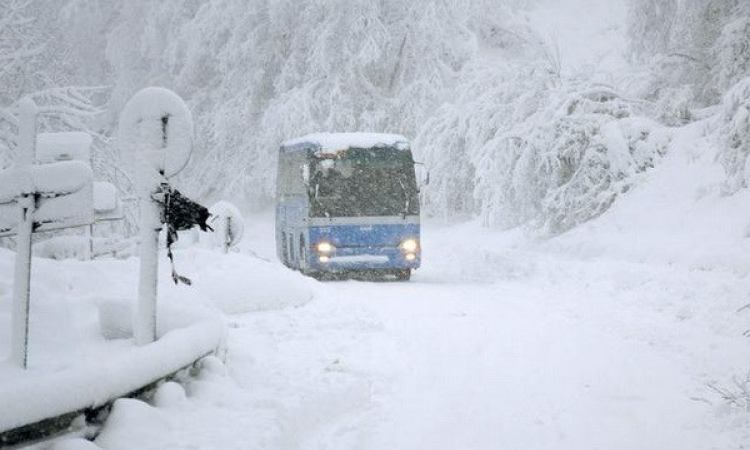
84, 223, 93, 260
11, 196, 34, 369
11, 98, 37, 369
135, 186, 162, 345
121, 88, 194, 346
89, 224, 94, 257
224, 216, 231, 254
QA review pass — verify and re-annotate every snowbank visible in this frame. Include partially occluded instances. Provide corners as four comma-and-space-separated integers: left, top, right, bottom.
94, 398, 174, 450
0, 233, 315, 443
546, 118, 750, 272
0, 320, 223, 434
183, 249, 315, 314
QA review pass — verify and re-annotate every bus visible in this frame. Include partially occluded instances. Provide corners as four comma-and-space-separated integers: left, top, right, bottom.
275, 132, 421, 280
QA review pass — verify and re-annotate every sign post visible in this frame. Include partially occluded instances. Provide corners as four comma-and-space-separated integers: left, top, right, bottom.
119, 87, 193, 345
10, 98, 37, 369
2, 99, 95, 369
1, 96, 101, 369
136, 182, 163, 345
209, 201, 244, 254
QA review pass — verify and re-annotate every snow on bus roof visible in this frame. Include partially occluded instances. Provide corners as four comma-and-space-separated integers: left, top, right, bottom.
282, 132, 410, 154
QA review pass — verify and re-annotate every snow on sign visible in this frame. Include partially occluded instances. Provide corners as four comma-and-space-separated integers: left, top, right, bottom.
119, 87, 195, 346
208, 201, 244, 253
0, 138, 94, 238
93, 181, 124, 221
36, 131, 93, 164
119, 87, 194, 179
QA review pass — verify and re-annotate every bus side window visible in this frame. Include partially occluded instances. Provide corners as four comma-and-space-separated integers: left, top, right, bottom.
287, 233, 294, 264
301, 163, 310, 185
281, 232, 288, 264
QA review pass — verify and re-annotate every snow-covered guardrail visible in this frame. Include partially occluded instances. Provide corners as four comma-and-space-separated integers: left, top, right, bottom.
0, 319, 225, 448
0, 88, 221, 448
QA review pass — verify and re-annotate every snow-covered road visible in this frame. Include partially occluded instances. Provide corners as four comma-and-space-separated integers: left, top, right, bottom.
88, 219, 750, 450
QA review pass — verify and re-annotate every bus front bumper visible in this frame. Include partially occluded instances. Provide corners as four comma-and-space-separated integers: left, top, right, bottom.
308, 247, 420, 272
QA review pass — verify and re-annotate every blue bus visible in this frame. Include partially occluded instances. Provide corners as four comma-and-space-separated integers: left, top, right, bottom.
276, 133, 421, 280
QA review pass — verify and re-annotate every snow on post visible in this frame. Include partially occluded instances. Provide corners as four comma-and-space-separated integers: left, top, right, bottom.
2, 99, 96, 369
119, 87, 194, 181
1, 133, 95, 239
208, 201, 244, 253
10, 97, 38, 369
119, 87, 193, 346
93, 182, 119, 213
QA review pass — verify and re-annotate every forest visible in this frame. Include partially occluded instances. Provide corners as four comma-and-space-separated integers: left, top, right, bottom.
2, 1, 750, 448
0, 0, 748, 234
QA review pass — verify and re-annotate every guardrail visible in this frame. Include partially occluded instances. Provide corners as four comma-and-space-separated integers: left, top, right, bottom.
0, 320, 225, 448
0, 88, 219, 449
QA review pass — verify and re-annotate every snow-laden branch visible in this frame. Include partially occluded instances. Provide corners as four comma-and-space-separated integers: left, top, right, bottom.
0, 0, 45, 84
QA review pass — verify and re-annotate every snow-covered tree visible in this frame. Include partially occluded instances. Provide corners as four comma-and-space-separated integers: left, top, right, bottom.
461, 82, 670, 234
626, 0, 678, 58
626, 0, 750, 108
95, 0, 539, 210
417, 60, 555, 222
719, 77, 750, 194
2, 0, 709, 235
0, 1, 108, 169
713, 3, 750, 96
0, 0, 46, 167
535, 89, 669, 234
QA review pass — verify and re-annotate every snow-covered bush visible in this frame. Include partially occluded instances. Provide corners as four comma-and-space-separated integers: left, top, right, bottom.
417, 61, 555, 221
719, 77, 750, 194
708, 372, 750, 413
713, 12, 750, 96
653, 85, 695, 126
626, 0, 678, 58
417, 55, 671, 234
471, 85, 669, 234
626, 0, 749, 109
539, 113, 669, 234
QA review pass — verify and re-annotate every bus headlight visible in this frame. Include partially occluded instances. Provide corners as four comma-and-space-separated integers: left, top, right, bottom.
405, 253, 417, 261
400, 238, 419, 253
316, 241, 335, 254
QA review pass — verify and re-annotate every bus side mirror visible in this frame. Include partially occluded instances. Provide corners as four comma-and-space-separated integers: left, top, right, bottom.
415, 162, 429, 188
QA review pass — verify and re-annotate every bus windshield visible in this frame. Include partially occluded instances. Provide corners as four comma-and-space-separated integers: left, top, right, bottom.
309, 148, 419, 218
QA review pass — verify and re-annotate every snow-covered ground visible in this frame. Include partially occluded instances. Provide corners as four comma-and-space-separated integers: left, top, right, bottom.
26, 200, 748, 449
2, 0, 749, 448
6, 116, 749, 448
